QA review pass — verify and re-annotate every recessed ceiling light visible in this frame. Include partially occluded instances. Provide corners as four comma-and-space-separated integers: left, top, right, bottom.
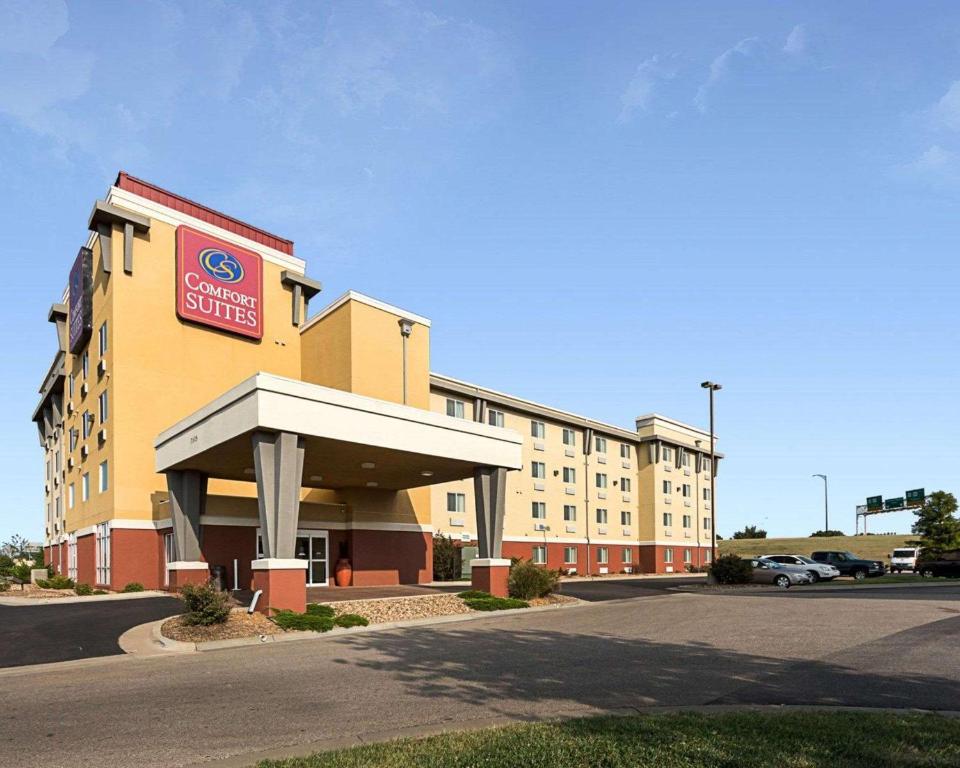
309, 475, 323, 482
366, 481, 378, 487
420, 470, 434, 477
361, 462, 376, 470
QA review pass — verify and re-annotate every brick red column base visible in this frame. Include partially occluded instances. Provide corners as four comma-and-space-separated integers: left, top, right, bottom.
471, 558, 511, 597
167, 563, 210, 590
252, 560, 307, 615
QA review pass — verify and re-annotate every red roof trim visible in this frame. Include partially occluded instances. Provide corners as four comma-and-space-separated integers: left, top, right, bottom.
114, 171, 294, 256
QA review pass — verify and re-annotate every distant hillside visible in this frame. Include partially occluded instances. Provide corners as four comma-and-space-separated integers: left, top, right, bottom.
719, 534, 914, 563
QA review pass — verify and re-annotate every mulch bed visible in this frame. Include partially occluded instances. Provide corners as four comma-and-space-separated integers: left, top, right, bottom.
162, 609, 285, 643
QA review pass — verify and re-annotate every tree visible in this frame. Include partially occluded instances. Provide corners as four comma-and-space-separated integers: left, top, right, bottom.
909, 491, 960, 556
432, 535, 462, 581
810, 529, 846, 538
1, 534, 30, 559
732, 525, 767, 540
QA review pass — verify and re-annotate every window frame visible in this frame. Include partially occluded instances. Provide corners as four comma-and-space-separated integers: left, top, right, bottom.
446, 492, 466, 514
531, 461, 546, 479
445, 399, 465, 419
531, 501, 546, 520
530, 420, 545, 439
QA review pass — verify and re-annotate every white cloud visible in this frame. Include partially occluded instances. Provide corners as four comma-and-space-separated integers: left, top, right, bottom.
618, 55, 674, 122
911, 144, 956, 172
694, 37, 759, 113
929, 80, 960, 131
783, 25, 805, 55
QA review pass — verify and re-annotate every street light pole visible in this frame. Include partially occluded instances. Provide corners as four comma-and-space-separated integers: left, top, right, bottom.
700, 381, 722, 565
812, 474, 829, 531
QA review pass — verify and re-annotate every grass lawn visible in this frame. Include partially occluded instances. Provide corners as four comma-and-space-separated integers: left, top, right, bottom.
257, 711, 960, 768
719, 533, 912, 563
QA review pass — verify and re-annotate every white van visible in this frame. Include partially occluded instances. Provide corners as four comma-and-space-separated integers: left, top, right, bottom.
890, 547, 920, 573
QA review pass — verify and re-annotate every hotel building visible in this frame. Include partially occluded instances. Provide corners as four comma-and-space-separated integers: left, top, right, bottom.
32, 173, 720, 611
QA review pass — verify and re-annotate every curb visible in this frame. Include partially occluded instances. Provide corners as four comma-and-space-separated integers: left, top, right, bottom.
672, 580, 959, 595
0, 590, 172, 607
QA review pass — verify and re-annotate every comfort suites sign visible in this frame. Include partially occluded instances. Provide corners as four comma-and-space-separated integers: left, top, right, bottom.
176, 226, 263, 339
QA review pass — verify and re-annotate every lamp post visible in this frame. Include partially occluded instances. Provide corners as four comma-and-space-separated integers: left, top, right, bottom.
700, 381, 721, 566
812, 474, 829, 532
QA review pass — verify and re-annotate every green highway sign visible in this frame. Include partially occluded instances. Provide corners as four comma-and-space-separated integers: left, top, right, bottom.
885, 497, 904, 510
866, 495, 883, 511
906, 488, 925, 506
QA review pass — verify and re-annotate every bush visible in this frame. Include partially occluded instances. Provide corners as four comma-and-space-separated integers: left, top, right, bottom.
93, 589, 108, 595
708, 554, 753, 585
0, 554, 14, 577
74, 583, 93, 596
180, 582, 231, 626
432, 535, 462, 581
508, 559, 560, 600
456, 590, 490, 600
0, 581, 9, 592
11, 563, 32, 582
305, 603, 335, 618
731, 526, 767, 540
37, 574, 74, 589
121, 582, 145, 593
334, 613, 369, 628
462, 594, 529, 611
811, 530, 846, 538
272, 610, 334, 632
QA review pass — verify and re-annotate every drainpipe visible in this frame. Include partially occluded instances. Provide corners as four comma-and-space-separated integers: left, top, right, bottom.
398, 319, 413, 405
584, 426, 593, 577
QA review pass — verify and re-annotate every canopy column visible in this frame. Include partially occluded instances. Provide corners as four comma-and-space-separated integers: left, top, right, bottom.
471, 466, 510, 597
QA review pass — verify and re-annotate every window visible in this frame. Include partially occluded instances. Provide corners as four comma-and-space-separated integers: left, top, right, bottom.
532, 545, 546, 565
98, 321, 108, 356
67, 534, 77, 580
532, 501, 546, 520
664, 548, 674, 564
662, 446, 673, 462
98, 391, 108, 424
596, 508, 608, 524
68, 373, 74, 398
597, 547, 608, 564
82, 410, 92, 439
95, 522, 110, 584
82, 350, 89, 379
595, 436, 607, 453
623, 548, 633, 564
703, 488, 712, 501
81, 472, 89, 501
663, 512, 673, 526
705, 549, 713, 563
620, 444, 631, 459
563, 466, 576, 483
68, 483, 75, 509
703, 517, 712, 531
531, 462, 546, 479
595, 473, 607, 488
683, 548, 692, 563
662, 480, 672, 494
69, 428, 78, 452
563, 504, 577, 521
564, 546, 577, 564
703, 457, 712, 472
682, 514, 691, 528
682, 484, 692, 497
98, 460, 109, 492
445, 399, 465, 419
531, 420, 545, 439
681, 451, 690, 467
487, 409, 504, 427
562, 428, 576, 447
55, 449, 61, 473
447, 493, 466, 513
621, 510, 632, 526
621, 477, 631, 492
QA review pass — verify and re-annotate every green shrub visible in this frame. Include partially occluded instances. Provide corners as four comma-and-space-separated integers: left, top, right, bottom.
508, 559, 560, 600
74, 583, 93, 596
37, 574, 74, 590
457, 590, 491, 599
432, 535, 462, 581
179, 582, 231, 626
272, 610, 334, 632
334, 613, 369, 628
0, 554, 13, 577
11, 563, 32, 582
0, 581, 9, 592
709, 554, 753, 585
121, 582, 145, 593
93, 589, 108, 595
305, 603, 335, 618
462, 595, 529, 611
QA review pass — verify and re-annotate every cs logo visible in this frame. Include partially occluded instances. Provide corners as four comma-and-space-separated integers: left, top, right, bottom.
198, 248, 245, 284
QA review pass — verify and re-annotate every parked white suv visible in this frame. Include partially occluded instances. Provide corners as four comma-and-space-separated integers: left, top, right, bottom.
890, 547, 920, 574
759, 554, 840, 583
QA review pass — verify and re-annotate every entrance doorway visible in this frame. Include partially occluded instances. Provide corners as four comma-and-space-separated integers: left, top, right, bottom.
257, 529, 328, 587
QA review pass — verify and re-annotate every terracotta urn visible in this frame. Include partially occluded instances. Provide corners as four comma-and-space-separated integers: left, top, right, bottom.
335, 557, 353, 587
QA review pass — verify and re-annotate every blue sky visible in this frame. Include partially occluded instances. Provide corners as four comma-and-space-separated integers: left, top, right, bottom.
2, 0, 958, 543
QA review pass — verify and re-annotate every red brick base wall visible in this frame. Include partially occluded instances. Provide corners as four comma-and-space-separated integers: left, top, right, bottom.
76, 533, 96, 587
110, 528, 165, 590
494, 541, 712, 575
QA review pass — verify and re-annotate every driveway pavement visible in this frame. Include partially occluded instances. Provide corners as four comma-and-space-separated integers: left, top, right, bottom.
1, 587, 957, 767
559, 575, 704, 601
0, 597, 182, 668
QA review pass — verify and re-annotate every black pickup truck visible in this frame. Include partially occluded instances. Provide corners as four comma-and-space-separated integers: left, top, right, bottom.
811, 551, 885, 580
916, 549, 960, 578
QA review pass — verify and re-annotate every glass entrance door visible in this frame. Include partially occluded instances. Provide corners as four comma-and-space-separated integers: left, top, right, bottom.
294, 532, 328, 586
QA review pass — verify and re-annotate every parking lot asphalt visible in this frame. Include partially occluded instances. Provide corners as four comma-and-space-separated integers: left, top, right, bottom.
559, 575, 705, 601
0, 597, 183, 668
